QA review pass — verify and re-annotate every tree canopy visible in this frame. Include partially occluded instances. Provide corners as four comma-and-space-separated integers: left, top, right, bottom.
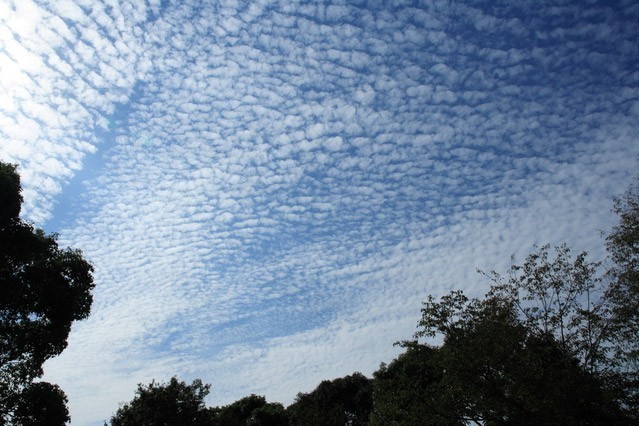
109, 377, 214, 426
605, 176, 639, 413
286, 372, 372, 426
402, 282, 627, 424
108, 380, 290, 426
211, 394, 288, 426
371, 343, 447, 425
12, 382, 70, 426
0, 161, 95, 423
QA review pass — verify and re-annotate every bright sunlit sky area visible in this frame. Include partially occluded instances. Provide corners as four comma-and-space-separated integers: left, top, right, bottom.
1, 0, 638, 424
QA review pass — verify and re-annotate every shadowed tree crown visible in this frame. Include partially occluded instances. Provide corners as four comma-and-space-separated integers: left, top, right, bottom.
0, 161, 95, 423
108, 377, 214, 426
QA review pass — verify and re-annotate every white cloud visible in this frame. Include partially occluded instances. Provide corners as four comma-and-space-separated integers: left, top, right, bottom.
323, 136, 343, 151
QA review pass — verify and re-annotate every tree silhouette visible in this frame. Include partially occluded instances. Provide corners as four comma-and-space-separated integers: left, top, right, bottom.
109, 377, 213, 426
0, 161, 95, 423
12, 382, 70, 426
287, 372, 372, 426
605, 176, 639, 414
211, 394, 288, 426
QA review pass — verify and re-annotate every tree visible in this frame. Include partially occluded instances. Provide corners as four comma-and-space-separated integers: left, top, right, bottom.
211, 394, 288, 426
483, 245, 607, 373
605, 176, 639, 413
408, 288, 628, 424
0, 162, 95, 422
286, 372, 372, 426
12, 382, 70, 426
0, 163, 21, 226
108, 377, 214, 426
211, 394, 265, 426
247, 402, 288, 426
370, 344, 452, 425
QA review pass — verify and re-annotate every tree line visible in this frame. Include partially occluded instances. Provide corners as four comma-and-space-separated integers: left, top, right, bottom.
1, 160, 637, 424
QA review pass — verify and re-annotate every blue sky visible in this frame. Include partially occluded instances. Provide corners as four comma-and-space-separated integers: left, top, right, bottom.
1, 0, 638, 424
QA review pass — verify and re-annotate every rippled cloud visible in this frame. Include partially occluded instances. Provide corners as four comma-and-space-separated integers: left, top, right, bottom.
1, 1, 638, 424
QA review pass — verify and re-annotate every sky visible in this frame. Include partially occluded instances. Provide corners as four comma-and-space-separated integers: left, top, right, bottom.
1, 0, 638, 424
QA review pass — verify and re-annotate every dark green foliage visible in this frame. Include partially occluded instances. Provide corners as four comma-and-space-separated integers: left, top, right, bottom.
483, 245, 606, 372
109, 380, 289, 426
0, 161, 95, 423
605, 177, 639, 415
211, 394, 265, 426
608, 177, 639, 300
109, 377, 213, 426
211, 394, 288, 426
371, 344, 453, 425
371, 287, 628, 425
376, 244, 632, 425
607, 182, 639, 343
286, 372, 372, 426
0, 163, 22, 226
427, 295, 624, 424
12, 382, 70, 426
480, 244, 638, 418
247, 402, 288, 426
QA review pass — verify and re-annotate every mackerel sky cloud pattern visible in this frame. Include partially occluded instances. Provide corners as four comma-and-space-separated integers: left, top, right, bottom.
1, 1, 638, 424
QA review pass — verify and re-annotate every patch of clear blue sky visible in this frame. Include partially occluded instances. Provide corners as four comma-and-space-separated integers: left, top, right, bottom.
44, 84, 146, 233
